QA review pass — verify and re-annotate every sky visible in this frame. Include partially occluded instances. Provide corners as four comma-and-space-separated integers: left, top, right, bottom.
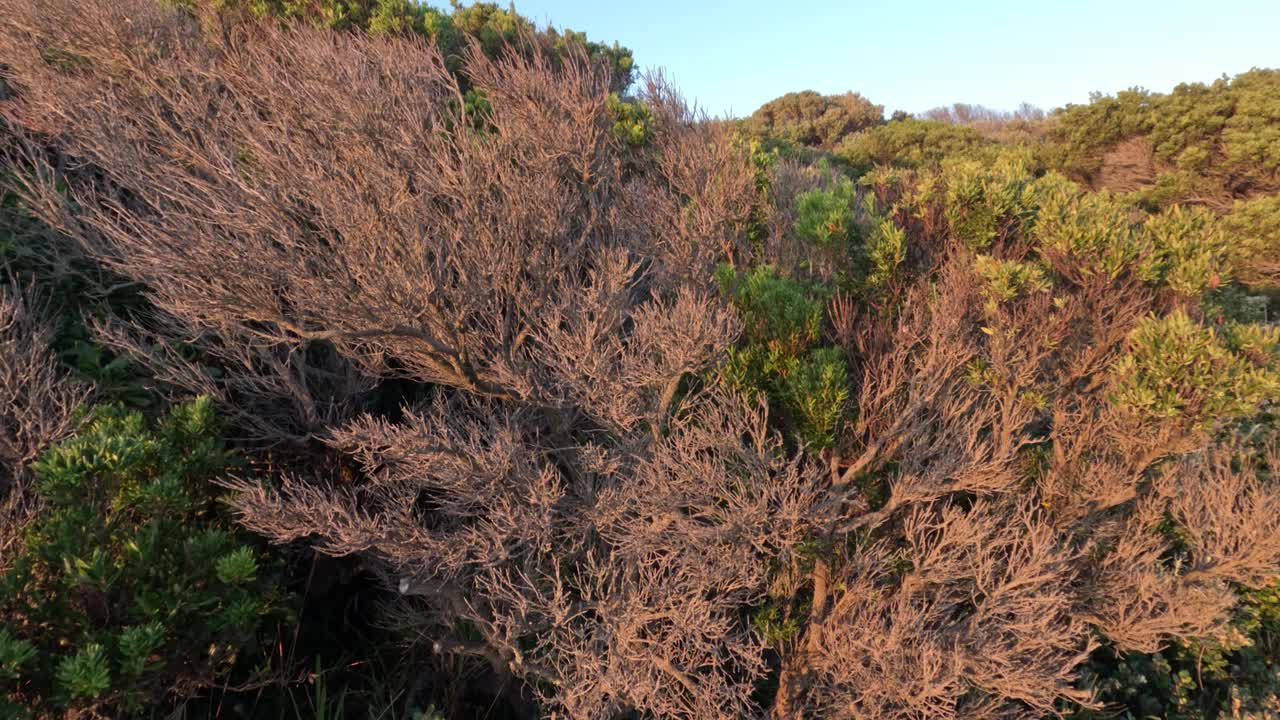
503, 0, 1280, 119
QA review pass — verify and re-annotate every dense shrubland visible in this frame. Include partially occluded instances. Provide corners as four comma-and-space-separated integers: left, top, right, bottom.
0, 0, 1277, 718
756, 69, 1280, 215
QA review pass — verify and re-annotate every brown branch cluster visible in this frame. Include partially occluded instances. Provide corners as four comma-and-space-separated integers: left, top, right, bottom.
0, 280, 86, 571
0, 2, 802, 716
0, 0, 757, 447
226, 390, 824, 718
778, 233, 1280, 716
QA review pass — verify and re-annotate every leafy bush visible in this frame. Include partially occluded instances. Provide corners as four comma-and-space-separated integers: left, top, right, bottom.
716, 265, 848, 448
1075, 457, 1280, 720
1222, 70, 1280, 179
1027, 174, 1149, 279
1047, 69, 1280, 201
0, 398, 289, 716
859, 211, 907, 295
1222, 194, 1280, 288
747, 90, 884, 148
972, 255, 1050, 310
717, 264, 827, 355
1110, 311, 1279, 424
835, 118, 990, 176
1047, 88, 1157, 179
940, 158, 1038, 250
793, 174, 858, 252
607, 92, 653, 147
1139, 204, 1233, 296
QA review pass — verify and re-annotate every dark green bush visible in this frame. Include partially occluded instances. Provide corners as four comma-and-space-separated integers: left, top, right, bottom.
607, 92, 653, 147
716, 265, 848, 448
0, 398, 290, 717
1074, 553, 1280, 718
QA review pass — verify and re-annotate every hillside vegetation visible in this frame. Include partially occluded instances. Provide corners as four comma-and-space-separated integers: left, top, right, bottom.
0, 1, 1278, 718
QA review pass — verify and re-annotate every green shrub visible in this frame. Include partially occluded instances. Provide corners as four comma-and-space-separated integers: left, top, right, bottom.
1222, 194, 1280, 289
779, 346, 849, 449
1047, 88, 1155, 178
0, 398, 290, 716
1219, 70, 1280, 177
1109, 311, 1279, 425
794, 175, 858, 253
1046, 69, 1280, 202
1075, 579, 1280, 719
607, 92, 653, 147
973, 255, 1051, 310
835, 119, 990, 176
716, 264, 827, 356
716, 265, 848, 447
1149, 82, 1233, 173
1028, 175, 1148, 280
940, 159, 1037, 250
721, 343, 849, 450
788, 165, 911, 296
0, 630, 35, 686
746, 90, 884, 148
861, 211, 907, 295
1138, 204, 1233, 297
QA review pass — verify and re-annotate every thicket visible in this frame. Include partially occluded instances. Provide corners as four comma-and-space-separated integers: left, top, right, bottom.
0, 0, 1277, 718
1045, 70, 1280, 200
752, 68, 1280, 213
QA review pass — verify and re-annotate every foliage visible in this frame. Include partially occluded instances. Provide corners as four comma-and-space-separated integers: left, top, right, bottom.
779, 346, 850, 448
717, 264, 826, 355
835, 118, 990, 176
972, 255, 1050, 310
860, 210, 907, 295
1110, 311, 1279, 424
1027, 174, 1149, 280
1222, 194, 1280, 288
941, 158, 1037, 250
0, 398, 289, 716
606, 92, 652, 147
1047, 88, 1156, 179
1047, 69, 1280, 202
1138, 204, 1233, 296
1076, 515, 1280, 718
793, 174, 857, 252
747, 90, 884, 148
716, 265, 847, 448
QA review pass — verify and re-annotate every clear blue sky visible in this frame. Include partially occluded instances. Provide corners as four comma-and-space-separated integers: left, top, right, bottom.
503, 0, 1279, 118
